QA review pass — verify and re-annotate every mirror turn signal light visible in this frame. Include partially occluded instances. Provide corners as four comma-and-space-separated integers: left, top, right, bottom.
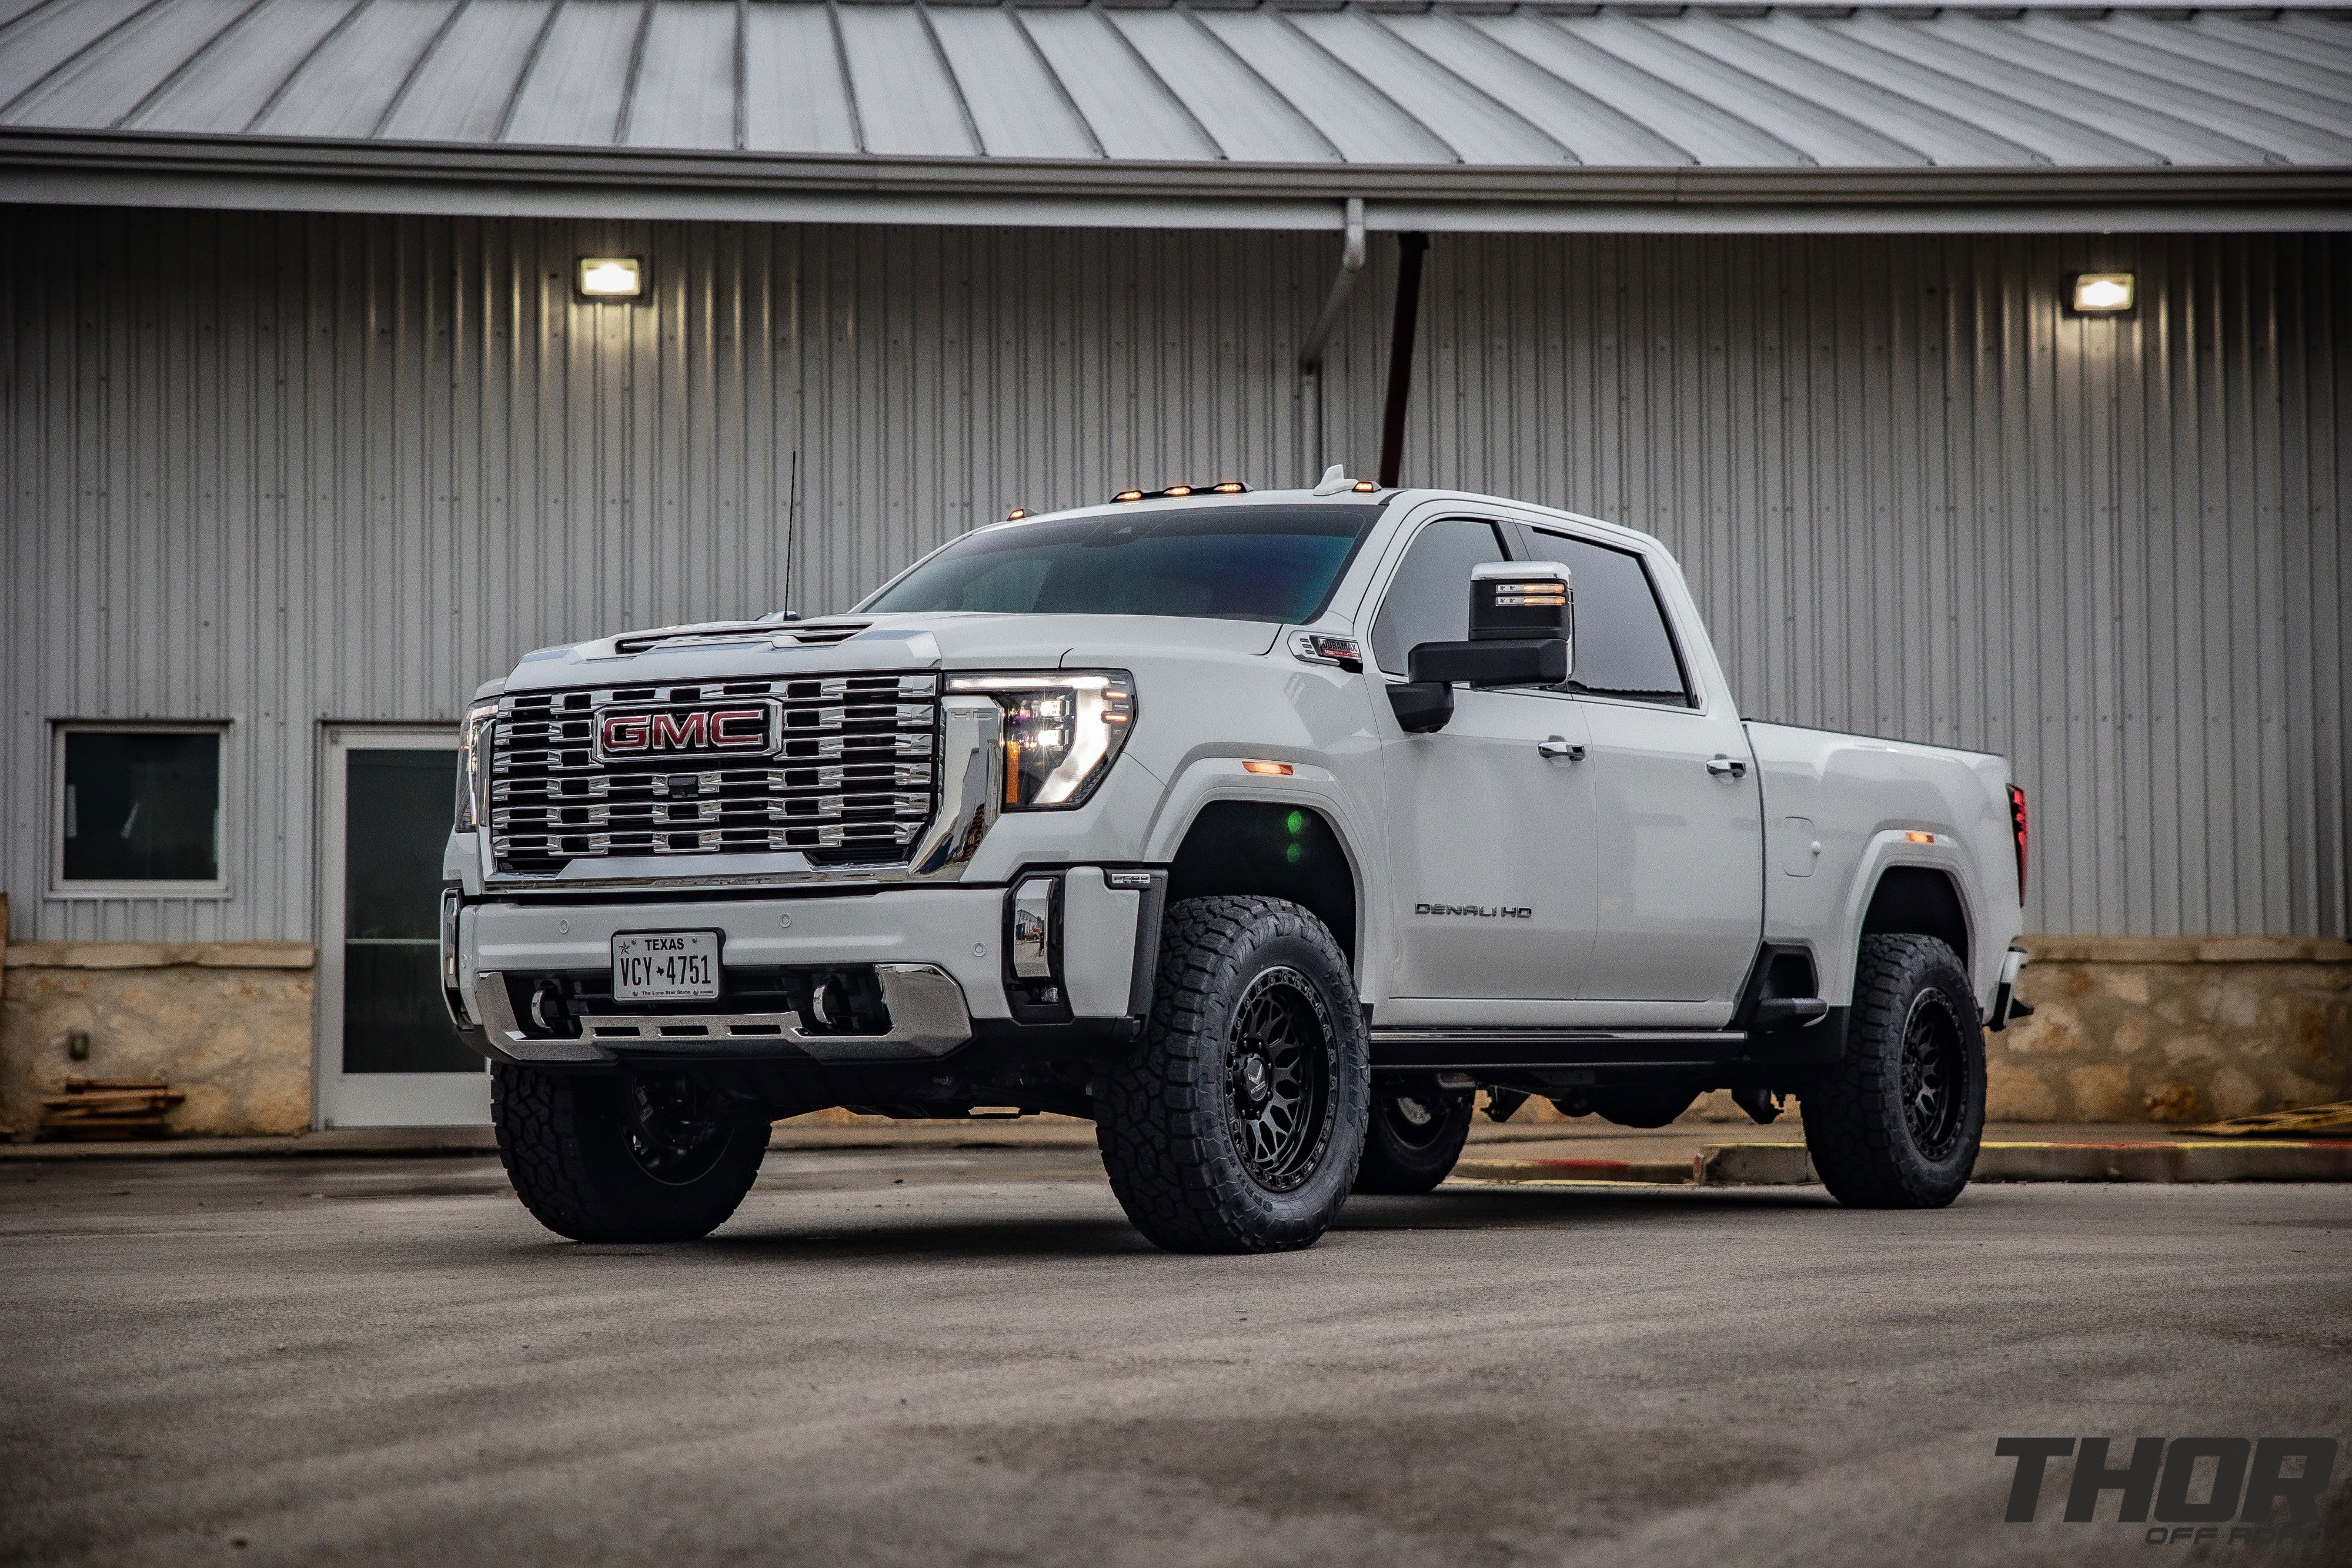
1242, 760, 1295, 777
1904, 831, 1937, 844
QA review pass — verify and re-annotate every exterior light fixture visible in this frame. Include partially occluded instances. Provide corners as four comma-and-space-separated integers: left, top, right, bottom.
1163, 484, 1193, 497
577, 257, 643, 299
1005, 508, 1028, 520
1242, 760, 1294, 777
1113, 490, 1145, 503
2069, 273, 2133, 314
1351, 480, 1378, 493
1212, 481, 1246, 494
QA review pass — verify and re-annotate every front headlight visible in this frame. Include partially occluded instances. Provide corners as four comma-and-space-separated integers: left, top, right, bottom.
455, 697, 498, 830
946, 671, 1134, 810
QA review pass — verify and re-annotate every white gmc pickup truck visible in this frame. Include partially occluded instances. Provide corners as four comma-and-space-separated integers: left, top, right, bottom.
441, 472, 2033, 1252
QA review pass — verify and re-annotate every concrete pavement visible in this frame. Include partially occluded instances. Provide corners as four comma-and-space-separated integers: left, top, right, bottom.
2, 1146, 2346, 1568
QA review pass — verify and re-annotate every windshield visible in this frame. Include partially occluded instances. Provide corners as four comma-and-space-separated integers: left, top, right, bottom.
860, 504, 1384, 624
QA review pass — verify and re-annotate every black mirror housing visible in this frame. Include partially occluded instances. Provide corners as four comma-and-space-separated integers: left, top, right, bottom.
1386, 681, 1455, 734
1408, 637, 1569, 688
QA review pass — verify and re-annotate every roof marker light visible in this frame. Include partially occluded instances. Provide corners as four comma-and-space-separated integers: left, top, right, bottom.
1163, 484, 1193, 497
1005, 508, 1028, 520
1351, 480, 1378, 492
1213, 481, 1246, 494
1113, 490, 1145, 503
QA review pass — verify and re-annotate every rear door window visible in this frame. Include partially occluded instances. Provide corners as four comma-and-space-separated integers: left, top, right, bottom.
1521, 528, 1693, 706
1368, 519, 1514, 676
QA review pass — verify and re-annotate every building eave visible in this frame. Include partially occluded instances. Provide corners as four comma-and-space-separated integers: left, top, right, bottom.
3, 131, 2348, 233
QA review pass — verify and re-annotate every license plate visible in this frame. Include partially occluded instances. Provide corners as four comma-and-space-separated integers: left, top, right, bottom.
612, 931, 721, 1003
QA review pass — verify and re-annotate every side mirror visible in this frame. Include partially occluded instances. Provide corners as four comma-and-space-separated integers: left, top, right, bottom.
1392, 563, 1573, 733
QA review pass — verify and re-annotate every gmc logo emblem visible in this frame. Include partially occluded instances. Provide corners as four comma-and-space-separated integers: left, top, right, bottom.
596, 704, 774, 760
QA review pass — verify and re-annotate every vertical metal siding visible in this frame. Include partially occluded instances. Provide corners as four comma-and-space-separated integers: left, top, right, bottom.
2, 210, 2345, 943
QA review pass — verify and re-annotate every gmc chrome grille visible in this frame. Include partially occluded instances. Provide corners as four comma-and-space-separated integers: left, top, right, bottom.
488, 673, 940, 875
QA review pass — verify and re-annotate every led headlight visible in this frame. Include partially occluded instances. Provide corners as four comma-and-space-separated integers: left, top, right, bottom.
455, 697, 499, 830
946, 671, 1134, 810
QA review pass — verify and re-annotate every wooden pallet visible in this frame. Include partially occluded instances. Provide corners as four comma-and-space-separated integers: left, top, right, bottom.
2184, 1099, 2352, 1139
38, 1077, 186, 1140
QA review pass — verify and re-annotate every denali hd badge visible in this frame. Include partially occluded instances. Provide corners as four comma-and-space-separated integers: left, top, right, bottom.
1415, 902, 1534, 919
596, 703, 777, 761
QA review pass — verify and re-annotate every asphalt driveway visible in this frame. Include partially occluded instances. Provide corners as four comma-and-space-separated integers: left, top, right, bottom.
3, 1149, 2345, 1567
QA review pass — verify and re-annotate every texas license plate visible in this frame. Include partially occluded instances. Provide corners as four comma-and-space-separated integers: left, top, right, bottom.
612, 931, 721, 1003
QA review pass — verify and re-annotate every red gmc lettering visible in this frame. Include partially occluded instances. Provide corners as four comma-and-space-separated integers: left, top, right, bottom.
710, 709, 766, 748
601, 713, 650, 753
650, 711, 710, 750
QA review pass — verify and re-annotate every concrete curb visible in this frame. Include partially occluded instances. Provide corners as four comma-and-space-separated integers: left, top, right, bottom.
1452, 1139, 2352, 1188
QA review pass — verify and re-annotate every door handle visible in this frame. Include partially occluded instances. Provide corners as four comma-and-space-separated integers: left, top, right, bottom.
1538, 736, 1586, 761
1706, 754, 1748, 779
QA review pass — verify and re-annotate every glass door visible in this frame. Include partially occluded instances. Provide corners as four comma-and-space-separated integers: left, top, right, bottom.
316, 727, 489, 1128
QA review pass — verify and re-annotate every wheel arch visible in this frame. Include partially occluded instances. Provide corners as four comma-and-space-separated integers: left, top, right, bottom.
1163, 799, 1362, 972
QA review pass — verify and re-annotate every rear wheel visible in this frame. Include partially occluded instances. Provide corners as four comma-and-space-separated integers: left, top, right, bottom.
1802, 934, 1986, 1209
1354, 1084, 1473, 1194
492, 1064, 766, 1242
1095, 896, 1368, 1253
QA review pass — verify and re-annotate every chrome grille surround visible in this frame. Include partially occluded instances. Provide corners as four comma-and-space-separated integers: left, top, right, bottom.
488, 673, 940, 875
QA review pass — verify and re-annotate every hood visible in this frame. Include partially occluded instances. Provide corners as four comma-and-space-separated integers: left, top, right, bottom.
498, 612, 1280, 693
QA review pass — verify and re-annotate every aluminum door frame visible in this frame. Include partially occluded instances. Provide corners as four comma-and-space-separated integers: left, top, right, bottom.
314, 724, 488, 1129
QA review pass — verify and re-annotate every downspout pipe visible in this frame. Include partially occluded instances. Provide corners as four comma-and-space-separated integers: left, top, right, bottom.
1377, 232, 1429, 489
1298, 196, 1365, 478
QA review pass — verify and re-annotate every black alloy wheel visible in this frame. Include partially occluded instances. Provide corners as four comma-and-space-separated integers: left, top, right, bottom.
1899, 989, 1967, 1162
626, 1074, 734, 1185
1222, 967, 1340, 1193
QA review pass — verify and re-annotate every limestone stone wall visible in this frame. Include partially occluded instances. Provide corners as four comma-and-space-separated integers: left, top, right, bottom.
0, 943, 315, 1139
1986, 936, 2352, 1124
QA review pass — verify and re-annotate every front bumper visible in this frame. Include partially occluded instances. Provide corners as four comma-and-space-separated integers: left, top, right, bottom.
450, 871, 1155, 1068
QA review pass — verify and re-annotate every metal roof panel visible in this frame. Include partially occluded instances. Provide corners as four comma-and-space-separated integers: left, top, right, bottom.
1018, 6, 1218, 162
1100, 8, 1335, 163
502, 0, 639, 146
626, 0, 735, 149
1288, 9, 1570, 165
379, 0, 556, 143
926, 5, 1098, 161
123, 0, 356, 133
832, 1, 975, 156
1190, 8, 1456, 164
246, 0, 460, 139
1374, 9, 1692, 166
740, 0, 856, 153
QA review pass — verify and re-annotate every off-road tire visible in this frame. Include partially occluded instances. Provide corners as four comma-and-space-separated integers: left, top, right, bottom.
1802, 934, 1987, 1209
1354, 1086, 1473, 1194
492, 1064, 766, 1242
1097, 896, 1369, 1253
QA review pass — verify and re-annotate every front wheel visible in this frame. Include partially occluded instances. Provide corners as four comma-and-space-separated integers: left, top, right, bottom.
492, 1064, 767, 1242
1096, 896, 1368, 1253
1801, 934, 1986, 1209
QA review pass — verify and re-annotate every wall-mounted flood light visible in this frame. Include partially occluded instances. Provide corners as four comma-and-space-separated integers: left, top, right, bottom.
2070, 273, 2134, 315
578, 257, 643, 299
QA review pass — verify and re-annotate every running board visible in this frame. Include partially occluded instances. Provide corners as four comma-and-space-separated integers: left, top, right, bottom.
1368, 1029, 1747, 1072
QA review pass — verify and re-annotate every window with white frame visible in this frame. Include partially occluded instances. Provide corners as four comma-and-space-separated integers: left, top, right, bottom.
54, 725, 226, 892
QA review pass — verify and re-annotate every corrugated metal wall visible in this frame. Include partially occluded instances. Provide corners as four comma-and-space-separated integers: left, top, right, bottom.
4, 209, 2346, 942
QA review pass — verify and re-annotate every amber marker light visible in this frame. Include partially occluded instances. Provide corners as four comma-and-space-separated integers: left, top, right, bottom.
1162, 484, 1193, 497
1242, 760, 1294, 777
1212, 482, 1246, 493
1113, 490, 1145, 503
1351, 480, 1378, 492
1905, 831, 1936, 844
1005, 508, 1028, 520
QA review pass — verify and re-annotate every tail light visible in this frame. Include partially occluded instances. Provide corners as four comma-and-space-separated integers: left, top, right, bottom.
2006, 784, 2029, 905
